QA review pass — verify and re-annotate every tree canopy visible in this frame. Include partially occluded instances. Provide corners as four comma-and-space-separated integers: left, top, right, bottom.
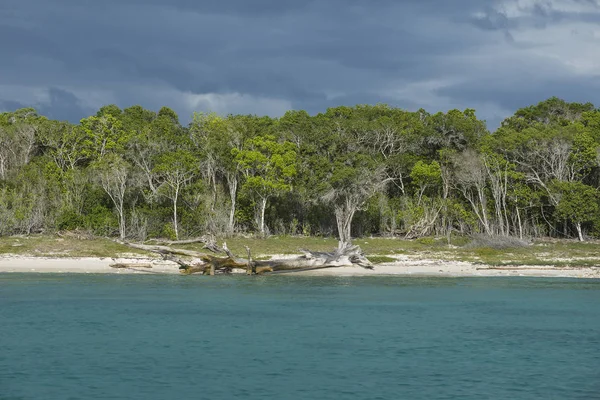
1, 98, 599, 241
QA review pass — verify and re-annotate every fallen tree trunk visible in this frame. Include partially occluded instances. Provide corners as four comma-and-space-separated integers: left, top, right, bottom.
120, 240, 374, 275
123, 242, 208, 258
110, 263, 152, 269
146, 235, 224, 253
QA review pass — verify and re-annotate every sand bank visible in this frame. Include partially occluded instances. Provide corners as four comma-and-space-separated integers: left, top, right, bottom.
1, 255, 599, 278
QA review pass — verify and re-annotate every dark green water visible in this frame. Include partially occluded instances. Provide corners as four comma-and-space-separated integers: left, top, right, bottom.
1, 274, 599, 400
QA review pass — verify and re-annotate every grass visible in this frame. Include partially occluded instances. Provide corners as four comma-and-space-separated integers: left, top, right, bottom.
0, 235, 150, 258
366, 255, 397, 264
0, 234, 599, 268
450, 237, 600, 267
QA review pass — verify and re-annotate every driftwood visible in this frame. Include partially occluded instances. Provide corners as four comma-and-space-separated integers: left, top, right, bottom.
121, 240, 373, 275
146, 235, 224, 253
476, 266, 597, 270
110, 263, 153, 269
124, 242, 208, 258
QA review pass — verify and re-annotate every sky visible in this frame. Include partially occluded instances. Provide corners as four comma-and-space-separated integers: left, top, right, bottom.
1, 0, 600, 130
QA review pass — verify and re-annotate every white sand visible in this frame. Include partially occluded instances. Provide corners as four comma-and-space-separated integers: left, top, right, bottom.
1, 254, 599, 278
0, 256, 181, 274
296, 259, 600, 279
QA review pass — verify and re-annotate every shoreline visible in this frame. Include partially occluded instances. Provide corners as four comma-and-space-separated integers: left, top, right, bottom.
1, 255, 599, 279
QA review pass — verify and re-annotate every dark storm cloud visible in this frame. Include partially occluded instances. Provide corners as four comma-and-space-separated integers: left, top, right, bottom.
0, 88, 91, 123
437, 76, 600, 128
1, 0, 599, 130
38, 88, 92, 122
469, 0, 600, 31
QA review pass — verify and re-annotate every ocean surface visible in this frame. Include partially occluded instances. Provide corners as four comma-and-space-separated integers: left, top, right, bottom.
1, 274, 599, 400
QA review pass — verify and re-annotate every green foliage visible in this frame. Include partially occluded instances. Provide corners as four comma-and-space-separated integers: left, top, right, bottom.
415, 237, 436, 245
410, 160, 442, 198
84, 204, 117, 236
56, 208, 85, 230
80, 114, 129, 159
502, 97, 595, 131
0, 98, 599, 242
552, 181, 599, 225
233, 134, 298, 232
162, 223, 178, 241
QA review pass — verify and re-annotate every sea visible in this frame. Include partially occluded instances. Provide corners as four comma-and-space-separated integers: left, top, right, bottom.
1, 274, 599, 400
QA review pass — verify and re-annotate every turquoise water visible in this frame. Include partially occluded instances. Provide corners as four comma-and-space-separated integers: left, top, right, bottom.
1, 275, 599, 400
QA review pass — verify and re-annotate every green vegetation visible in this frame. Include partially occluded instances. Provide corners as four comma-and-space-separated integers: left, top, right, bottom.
0, 97, 599, 244
0, 235, 149, 258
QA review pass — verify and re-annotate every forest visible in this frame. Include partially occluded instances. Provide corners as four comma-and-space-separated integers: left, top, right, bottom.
0, 97, 599, 243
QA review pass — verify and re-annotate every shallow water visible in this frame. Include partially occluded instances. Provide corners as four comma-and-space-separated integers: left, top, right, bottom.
1, 274, 599, 399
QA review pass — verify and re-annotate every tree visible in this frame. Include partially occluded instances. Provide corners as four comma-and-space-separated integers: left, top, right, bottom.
553, 181, 599, 241
80, 114, 129, 160
233, 134, 297, 236
190, 112, 248, 234
421, 108, 488, 156
501, 97, 594, 130
39, 120, 87, 171
92, 154, 131, 239
410, 160, 442, 205
154, 151, 197, 240
452, 150, 492, 235
297, 107, 394, 244
322, 162, 389, 246
125, 105, 184, 202
0, 108, 43, 180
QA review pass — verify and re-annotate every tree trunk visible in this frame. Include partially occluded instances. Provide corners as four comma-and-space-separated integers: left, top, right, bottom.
477, 187, 492, 235
576, 222, 584, 242
118, 208, 126, 240
516, 206, 523, 240
334, 202, 355, 246
258, 196, 268, 236
226, 172, 238, 234
173, 184, 180, 240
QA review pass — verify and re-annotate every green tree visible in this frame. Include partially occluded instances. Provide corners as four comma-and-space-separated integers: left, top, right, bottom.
39, 120, 87, 171
233, 134, 297, 236
553, 181, 599, 241
190, 112, 246, 233
80, 114, 129, 160
410, 160, 442, 205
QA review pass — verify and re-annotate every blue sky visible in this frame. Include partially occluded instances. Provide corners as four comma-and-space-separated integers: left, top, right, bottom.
1, 0, 600, 129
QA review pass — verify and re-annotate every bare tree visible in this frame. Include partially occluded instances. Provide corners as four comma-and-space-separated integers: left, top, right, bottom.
94, 156, 131, 239
483, 155, 510, 236
358, 123, 410, 194
512, 137, 575, 205
0, 121, 38, 179
453, 150, 492, 235
155, 151, 197, 240
322, 167, 390, 246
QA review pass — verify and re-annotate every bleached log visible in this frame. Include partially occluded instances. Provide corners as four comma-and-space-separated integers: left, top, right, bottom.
121, 240, 373, 275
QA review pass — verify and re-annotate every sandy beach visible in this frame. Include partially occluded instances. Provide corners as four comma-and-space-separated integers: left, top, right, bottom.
1, 254, 599, 278
0, 256, 180, 274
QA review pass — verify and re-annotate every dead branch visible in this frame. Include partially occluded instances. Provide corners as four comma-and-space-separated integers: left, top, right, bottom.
147, 235, 224, 253
122, 242, 208, 258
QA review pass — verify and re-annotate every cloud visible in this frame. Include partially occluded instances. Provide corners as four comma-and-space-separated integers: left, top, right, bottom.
1, 0, 599, 130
